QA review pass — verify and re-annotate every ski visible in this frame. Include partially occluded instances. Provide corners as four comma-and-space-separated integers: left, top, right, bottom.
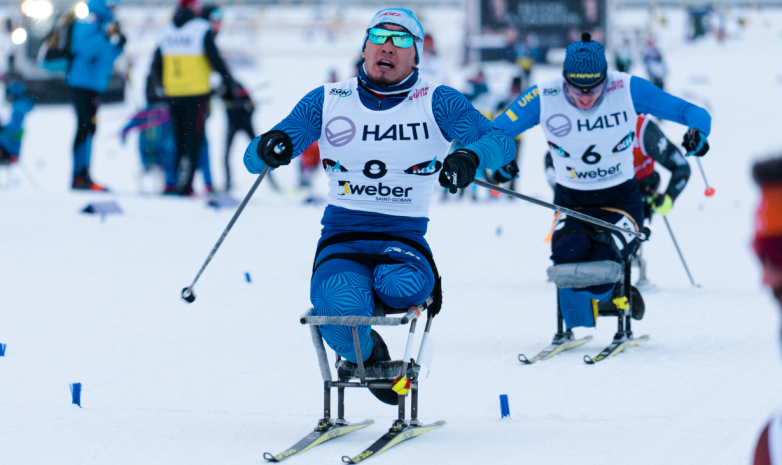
518, 334, 593, 364
584, 334, 649, 364
341, 420, 445, 463
263, 419, 374, 462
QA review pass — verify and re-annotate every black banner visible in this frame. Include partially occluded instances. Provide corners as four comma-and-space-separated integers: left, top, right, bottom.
480, 0, 606, 51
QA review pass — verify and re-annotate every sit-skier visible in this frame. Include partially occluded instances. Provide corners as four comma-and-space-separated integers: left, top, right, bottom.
544, 113, 693, 285
493, 33, 711, 330
243, 9, 514, 403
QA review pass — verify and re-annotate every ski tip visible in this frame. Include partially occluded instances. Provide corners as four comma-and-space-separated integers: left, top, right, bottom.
583, 355, 595, 364
518, 354, 531, 364
341, 456, 355, 464
262, 452, 278, 462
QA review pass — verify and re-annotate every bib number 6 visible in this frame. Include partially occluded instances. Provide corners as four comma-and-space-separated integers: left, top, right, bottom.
581, 145, 602, 165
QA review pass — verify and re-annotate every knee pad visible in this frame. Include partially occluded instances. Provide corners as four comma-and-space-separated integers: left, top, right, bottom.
374, 262, 432, 309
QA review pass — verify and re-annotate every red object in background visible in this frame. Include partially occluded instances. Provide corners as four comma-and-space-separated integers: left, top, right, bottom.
301, 141, 321, 170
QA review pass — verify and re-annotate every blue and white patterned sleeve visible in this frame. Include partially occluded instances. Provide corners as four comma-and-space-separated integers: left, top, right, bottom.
244, 87, 324, 174
431, 86, 516, 170
630, 76, 711, 135
492, 85, 541, 139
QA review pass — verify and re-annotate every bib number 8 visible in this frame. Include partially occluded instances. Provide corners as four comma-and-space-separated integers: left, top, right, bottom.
581, 145, 601, 165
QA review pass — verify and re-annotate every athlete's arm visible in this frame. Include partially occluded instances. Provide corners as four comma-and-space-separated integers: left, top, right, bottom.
244, 87, 324, 174
642, 119, 691, 199
431, 86, 515, 170
204, 30, 234, 87
630, 76, 711, 135
491, 85, 541, 139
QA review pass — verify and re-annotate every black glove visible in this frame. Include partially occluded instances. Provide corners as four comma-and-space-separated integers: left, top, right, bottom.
256, 130, 293, 168
492, 160, 519, 183
682, 128, 709, 157
438, 149, 479, 194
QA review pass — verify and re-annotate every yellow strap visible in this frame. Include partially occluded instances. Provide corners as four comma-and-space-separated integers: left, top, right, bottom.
392, 376, 410, 395
591, 299, 599, 327
544, 212, 561, 243
613, 296, 629, 310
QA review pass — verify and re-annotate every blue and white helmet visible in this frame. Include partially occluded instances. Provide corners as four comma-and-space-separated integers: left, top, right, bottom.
363, 8, 424, 65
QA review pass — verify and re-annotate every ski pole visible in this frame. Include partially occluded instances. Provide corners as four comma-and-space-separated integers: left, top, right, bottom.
663, 216, 699, 288
16, 162, 40, 191
473, 179, 648, 241
694, 158, 715, 197
181, 164, 271, 303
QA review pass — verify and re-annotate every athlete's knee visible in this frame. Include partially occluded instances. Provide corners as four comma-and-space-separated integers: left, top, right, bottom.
551, 231, 592, 264
311, 267, 374, 317
374, 262, 434, 308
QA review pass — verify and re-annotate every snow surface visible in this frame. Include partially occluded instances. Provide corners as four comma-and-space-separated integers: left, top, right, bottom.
2, 5, 782, 465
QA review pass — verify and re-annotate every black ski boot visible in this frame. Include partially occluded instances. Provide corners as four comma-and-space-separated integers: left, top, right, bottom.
631, 286, 645, 320
365, 330, 398, 406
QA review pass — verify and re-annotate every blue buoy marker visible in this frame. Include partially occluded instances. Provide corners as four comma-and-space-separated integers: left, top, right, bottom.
496, 226, 502, 236
70, 383, 82, 408
0, 343, 6, 356
245, 272, 251, 283
500, 394, 510, 418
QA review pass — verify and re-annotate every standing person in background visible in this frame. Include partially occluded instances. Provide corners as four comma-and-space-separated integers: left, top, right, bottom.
417, 34, 449, 85
615, 38, 633, 72
643, 39, 667, 90
66, 0, 125, 191
148, 0, 237, 196
0, 83, 34, 166
201, 3, 256, 193
751, 156, 782, 465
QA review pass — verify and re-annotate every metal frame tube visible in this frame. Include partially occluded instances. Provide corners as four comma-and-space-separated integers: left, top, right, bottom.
337, 387, 346, 424
323, 381, 331, 420
351, 326, 367, 385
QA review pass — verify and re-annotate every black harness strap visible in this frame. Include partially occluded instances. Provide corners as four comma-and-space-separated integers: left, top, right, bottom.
312, 232, 442, 316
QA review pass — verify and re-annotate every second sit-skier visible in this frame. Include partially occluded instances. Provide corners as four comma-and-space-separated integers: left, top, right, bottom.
492, 33, 711, 329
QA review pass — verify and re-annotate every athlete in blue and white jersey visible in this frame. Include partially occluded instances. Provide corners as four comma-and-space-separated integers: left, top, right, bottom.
244, 9, 514, 404
492, 33, 711, 329
493, 32, 710, 263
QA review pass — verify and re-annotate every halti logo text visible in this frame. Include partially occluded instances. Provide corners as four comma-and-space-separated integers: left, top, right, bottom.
577, 112, 629, 132
363, 123, 429, 141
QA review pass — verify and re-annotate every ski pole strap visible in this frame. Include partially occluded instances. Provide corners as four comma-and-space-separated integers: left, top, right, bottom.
472, 179, 648, 241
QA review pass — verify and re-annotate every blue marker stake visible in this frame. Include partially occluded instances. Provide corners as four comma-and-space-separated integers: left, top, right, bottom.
496, 226, 502, 236
245, 272, 251, 283
0, 343, 6, 356
500, 394, 510, 418
70, 383, 82, 408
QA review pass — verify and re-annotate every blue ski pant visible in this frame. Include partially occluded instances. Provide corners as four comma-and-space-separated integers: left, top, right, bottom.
311, 240, 435, 363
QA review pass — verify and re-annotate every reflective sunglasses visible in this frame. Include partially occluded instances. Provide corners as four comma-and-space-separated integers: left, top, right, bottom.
565, 81, 604, 96
366, 27, 419, 49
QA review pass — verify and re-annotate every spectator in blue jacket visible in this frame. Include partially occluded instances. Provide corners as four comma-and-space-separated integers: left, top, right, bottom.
65, 0, 125, 191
